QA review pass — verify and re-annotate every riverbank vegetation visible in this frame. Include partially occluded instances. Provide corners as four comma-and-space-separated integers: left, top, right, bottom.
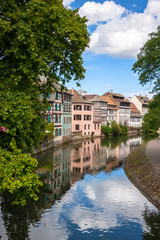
101, 121, 128, 136
132, 26, 160, 135
0, 0, 89, 205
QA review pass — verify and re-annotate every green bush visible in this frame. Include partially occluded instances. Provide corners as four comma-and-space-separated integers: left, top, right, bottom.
119, 124, 128, 135
101, 125, 112, 136
111, 121, 121, 135
0, 139, 43, 206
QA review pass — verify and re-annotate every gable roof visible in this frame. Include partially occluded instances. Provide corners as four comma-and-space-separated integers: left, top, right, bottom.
69, 89, 93, 104
85, 94, 108, 103
135, 95, 150, 105
130, 103, 140, 113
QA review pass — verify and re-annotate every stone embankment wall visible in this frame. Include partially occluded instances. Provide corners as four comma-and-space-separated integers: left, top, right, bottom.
123, 143, 160, 210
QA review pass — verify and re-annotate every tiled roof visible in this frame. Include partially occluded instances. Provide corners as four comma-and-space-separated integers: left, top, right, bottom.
130, 103, 140, 113
103, 92, 124, 98
84, 95, 97, 100
70, 89, 93, 104
135, 95, 150, 105
85, 94, 108, 103
101, 96, 117, 109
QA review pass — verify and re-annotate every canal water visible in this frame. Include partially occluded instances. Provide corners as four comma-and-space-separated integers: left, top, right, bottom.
0, 135, 160, 240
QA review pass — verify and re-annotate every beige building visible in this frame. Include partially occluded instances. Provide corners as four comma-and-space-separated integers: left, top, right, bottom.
102, 92, 130, 125
130, 103, 142, 128
101, 95, 117, 124
84, 95, 108, 125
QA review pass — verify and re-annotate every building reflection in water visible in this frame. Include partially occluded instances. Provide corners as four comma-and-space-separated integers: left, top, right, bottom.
1, 135, 154, 240
35, 136, 142, 203
71, 136, 142, 176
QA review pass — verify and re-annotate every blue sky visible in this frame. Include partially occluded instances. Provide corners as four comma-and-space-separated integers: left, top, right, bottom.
63, 0, 160, 97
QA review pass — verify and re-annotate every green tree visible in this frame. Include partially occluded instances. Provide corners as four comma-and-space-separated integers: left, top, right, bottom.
119, 124, 128, 135
132, 26, 160, 133
101, 125, 112, 136
0, 0, 89, 204
0, 0, 90, 94
111, 121, 121, 136
0, 140, 43, 206
132, 26, 160, 93
142, 94, 160, 133
0, 91, 47, 153
0, 0, 89, 151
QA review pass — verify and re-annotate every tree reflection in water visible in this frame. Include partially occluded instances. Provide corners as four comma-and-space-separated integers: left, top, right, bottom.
142, 206, 160, 240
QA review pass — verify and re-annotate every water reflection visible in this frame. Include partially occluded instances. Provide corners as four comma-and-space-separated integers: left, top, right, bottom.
0, 136, 159, 240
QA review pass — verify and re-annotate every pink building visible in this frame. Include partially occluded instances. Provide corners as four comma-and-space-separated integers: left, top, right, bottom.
69, 89, 101, 138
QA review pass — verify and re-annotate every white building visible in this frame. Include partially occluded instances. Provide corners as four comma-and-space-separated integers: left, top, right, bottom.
131, 95, 150, 116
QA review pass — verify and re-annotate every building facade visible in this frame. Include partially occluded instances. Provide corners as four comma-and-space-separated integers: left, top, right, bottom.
101, 95, 117, 124
62, 91, 72, 141
103, 92, 130, 126
84, 95, 108, 125
130, 103, 142, 128
131, 95, 150, 116
70, 89, 101, 138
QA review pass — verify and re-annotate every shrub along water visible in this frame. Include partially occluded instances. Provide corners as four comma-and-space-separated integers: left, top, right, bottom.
101, 121, 128, 136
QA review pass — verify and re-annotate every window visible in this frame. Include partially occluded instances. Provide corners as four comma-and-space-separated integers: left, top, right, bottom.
64, 117, 65, 123
74, 105, 82, 110
55, 129, 58, 136
84, 105, 91, 111
94, 124, 96, 130
75, 125, 79, 130
55, 103, 58, 111
88, 124, 90, 129
55, 115, 58, 123
84, 115, 91, 120
109, 109, 113, 114
58, 128, 61, 136
84, 124, 86, 130
55, 92, 58, 100
74, 115, 81, 120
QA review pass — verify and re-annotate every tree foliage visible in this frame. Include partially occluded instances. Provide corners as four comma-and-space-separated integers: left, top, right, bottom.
132, 26, 160, 93
0, 0, 90, 94
0, 91, 47, 153
0, 0, 89, 204
142, 93, 160, 134
0, 0, 89, 151
101, 122, 128, 136
0, 140, 43, 206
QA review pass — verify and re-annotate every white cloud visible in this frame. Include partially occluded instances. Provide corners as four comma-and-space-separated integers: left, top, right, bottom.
63, 0, 75, 7
79, 0, 160, 59
79, 1, 126, 25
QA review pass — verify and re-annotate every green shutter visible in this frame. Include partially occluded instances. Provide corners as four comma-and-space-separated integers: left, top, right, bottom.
59, 104, 61, 111
48, 93, 50, 98
48, 115, 51, 123
48, 105, 51, 110
59, 115, 61, 123
55, 92, 58, 99
55, 103, 57, 111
